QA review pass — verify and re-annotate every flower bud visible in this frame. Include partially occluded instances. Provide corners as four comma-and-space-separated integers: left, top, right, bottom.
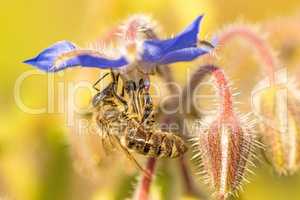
193, 114, 257, 199
191, 66, 258, 199
253, 72, 300, 175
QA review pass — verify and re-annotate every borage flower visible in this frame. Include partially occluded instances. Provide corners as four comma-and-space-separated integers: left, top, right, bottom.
23, 15, 215, 200
24, 15, 215, 74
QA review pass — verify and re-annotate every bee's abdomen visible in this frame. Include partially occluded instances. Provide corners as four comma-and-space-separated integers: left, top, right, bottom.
125, 128, 188, 158
159, 132, 188, 158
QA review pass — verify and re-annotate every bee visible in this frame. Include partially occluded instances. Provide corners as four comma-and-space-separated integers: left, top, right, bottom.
91, 72, 187, 171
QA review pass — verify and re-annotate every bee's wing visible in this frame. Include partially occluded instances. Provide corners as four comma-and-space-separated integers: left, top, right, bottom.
100, 127, 119, 155
68, 110, 122, 180
109, 134, 148, 174
68, 112, 103, 179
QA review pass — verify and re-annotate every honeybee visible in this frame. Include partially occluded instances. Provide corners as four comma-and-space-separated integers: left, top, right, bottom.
92, 72, 187, 171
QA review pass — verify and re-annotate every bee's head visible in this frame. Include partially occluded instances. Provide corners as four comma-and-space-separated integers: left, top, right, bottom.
92, 84, 114, 107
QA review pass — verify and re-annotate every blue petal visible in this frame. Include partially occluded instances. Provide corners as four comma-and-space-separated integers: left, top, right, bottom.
141, 15, 204, 63
24, 41, 128, 72
62, 55, 128, 70
155, 47, 210, 64
24, 41, 76, 71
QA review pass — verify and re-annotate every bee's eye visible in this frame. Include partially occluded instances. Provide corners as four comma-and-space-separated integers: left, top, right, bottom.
92, 93, 102, 107
139, 79, 145, 89
125, 81, 136, 91
127, 141, 135, 149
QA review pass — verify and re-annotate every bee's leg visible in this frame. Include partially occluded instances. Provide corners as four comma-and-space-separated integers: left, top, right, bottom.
135, 79, 153, 124
125, 81, 139, 114
111, 135, 149, 176
105, 131, 116, 152
99, 124, 109, 155
121, 86, 125, 97
93, 72, 110, 91
101, 131, 109, 155
141, 90, 154, 124
110, 73, 129, 112
97, 121, 112, 155
137, 79, 145, 115
113, 89, 129, 112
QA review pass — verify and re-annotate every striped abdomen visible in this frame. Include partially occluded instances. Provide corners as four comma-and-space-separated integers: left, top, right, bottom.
124, 125, 187, 158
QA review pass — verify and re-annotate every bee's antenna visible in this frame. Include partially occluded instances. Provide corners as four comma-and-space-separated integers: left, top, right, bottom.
93, 72, 110, 91
198, 40, 215, 49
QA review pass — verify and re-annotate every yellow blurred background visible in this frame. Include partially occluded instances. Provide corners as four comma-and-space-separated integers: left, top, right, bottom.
1, 0, 300, 199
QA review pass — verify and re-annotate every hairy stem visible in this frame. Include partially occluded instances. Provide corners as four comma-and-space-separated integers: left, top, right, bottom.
210, 66, 233, 117
134, 81, 157, 200
135, 158, 157, 200
182, 64, 234, 119
158, 65, 208, 199
216, 25, 277, 84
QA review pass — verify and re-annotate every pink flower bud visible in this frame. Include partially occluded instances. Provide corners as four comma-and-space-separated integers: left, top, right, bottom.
192, 65, 258, 199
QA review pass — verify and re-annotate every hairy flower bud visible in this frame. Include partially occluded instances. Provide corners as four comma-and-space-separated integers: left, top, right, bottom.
194, 117, 256, 199
253, 71, 300, 175
191, 66, 258, 199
